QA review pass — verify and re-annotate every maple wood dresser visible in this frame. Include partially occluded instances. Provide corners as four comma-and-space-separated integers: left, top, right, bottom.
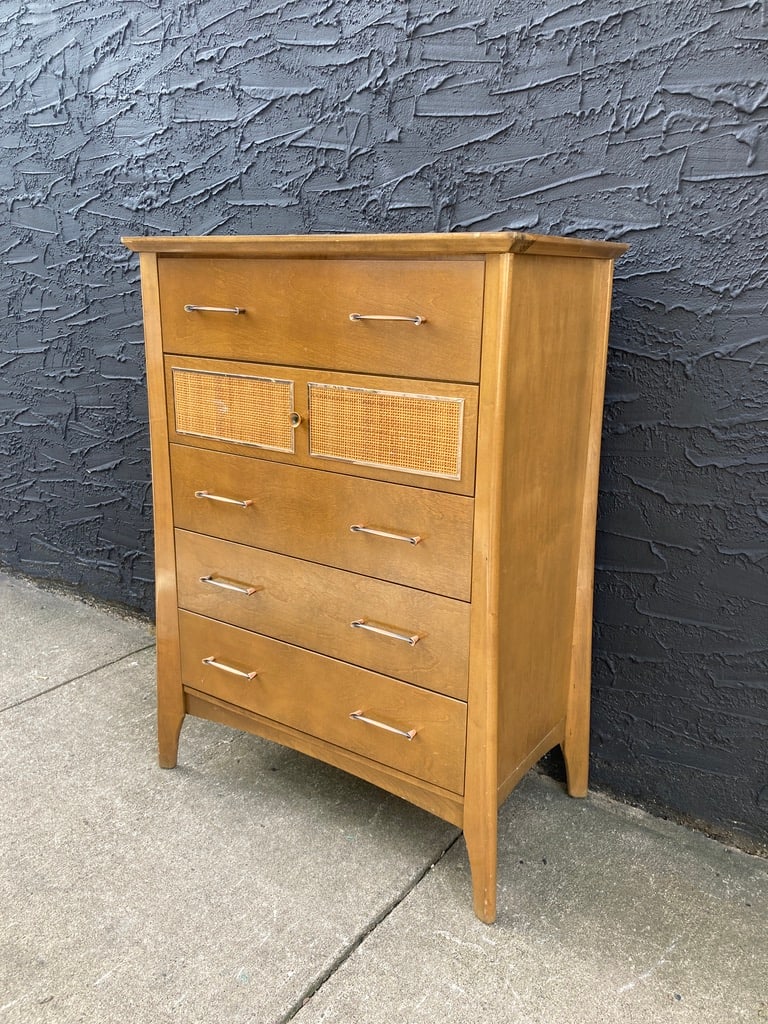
123, 231, 627, 922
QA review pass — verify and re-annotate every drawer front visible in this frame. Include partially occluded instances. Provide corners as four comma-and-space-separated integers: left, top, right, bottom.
165, 357, 478, 495
176, 530, 470, 699
178, 611, 467, 793
158, 257, 484, 383
170, 446, 474, 601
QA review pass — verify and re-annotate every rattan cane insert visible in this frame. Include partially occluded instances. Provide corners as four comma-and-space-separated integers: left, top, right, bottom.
173, 368, 295, 452
308, 382, 463, 479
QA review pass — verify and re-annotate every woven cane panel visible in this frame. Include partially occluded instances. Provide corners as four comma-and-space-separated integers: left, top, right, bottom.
308, 383, 463, 479
173, 368, 294, 452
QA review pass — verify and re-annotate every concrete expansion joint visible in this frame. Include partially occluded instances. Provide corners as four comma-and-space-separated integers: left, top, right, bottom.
277, 831, 463, 1024
0, 644, 156, 714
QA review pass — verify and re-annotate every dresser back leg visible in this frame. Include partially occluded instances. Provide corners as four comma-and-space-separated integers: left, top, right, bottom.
562, 596, 592, 799
158, 704, 185, 769
561, 728, 589, 799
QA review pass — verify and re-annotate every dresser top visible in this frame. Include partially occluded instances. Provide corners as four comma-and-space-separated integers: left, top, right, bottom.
121, 231, 628, 260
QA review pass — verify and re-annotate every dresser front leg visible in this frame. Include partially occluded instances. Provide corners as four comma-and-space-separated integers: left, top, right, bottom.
463, 812, 498, 924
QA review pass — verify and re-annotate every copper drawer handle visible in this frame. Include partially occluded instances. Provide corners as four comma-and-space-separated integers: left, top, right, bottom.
202, 657, 258, 680
195, 490, 253, 508
199, 575, 262, 596
349, 313, 425, 326
184, 304, 245, 314
350, 619, 421, 646
349, 524, 421, 546
349, 710, 417, 740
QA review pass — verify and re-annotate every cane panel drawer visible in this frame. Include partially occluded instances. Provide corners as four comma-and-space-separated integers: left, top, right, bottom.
178, 611, 467, 794
158, 257, 484, 382
169, 445, 474, 600
165, 356, 478, 494
175, 529, 470, 698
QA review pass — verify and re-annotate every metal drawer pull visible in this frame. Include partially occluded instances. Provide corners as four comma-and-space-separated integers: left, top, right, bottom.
349, 524, 421, 546
194, 490, 253, 508
202, 657, 258, 680
199, 575, 262, 596
349, 710, 417, 740
350, 619, 421, 646
349, 313, 425, 326
184, 304, 245, 314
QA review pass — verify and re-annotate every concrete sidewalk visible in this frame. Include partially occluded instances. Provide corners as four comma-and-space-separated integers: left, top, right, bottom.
0, 569, 765, 1024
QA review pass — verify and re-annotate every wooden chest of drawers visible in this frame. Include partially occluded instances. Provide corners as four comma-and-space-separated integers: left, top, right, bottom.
123, 231, 627, 922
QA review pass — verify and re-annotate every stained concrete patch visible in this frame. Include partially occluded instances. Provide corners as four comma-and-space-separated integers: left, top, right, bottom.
0, 571, 154, 708
292, 774, 768, 1024
0, 652, 458, 1023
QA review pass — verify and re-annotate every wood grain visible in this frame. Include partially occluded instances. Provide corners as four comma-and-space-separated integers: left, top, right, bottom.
169, 445, 474, 599
495, 254, 613, 799
137, 251, 185, 768
178, 610, 467, 794
175, 529, 471, 698
462, 252, 513, 924
562, 259, 617, 797
123, 231, 628, 260
158, 257, 485, 383
184, 689, 465, 827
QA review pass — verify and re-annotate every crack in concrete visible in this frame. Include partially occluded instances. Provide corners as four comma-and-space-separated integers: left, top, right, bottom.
0, 644, 157, 713
277, 832, 463, 1024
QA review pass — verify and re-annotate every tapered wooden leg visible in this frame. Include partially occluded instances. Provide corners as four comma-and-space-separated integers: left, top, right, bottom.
563, 612, 591, 798
563, 599, 592, 798
158, 705, 185, 768
464, 809, 498, 924
155, 609, 185, 768
561, 727, 589, 798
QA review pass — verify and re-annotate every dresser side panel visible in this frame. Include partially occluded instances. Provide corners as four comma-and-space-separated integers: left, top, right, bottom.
496, 255, 615, 791
563, 258, 617, 796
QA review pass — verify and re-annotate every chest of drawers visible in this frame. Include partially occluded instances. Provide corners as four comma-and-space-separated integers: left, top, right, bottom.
123, 231, 626, 922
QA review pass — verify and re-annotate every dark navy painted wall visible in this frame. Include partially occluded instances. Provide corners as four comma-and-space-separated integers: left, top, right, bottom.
1, 1, 766, 849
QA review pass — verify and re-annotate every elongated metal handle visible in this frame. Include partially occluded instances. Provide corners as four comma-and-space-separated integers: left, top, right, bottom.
199, 575, 262, 596
195, 490, 253, 508
202, 657, 258, 680
349, 524, 421, 546
350, 619, 421, 646
350, 313, 425, 326
349, 710, 417, 740
184, 304, 245, 314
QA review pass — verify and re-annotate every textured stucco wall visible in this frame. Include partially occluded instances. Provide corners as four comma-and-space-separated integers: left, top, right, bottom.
1, 1, 766, 848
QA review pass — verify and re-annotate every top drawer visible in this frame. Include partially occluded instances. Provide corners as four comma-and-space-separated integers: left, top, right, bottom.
157, 257, 484, 383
